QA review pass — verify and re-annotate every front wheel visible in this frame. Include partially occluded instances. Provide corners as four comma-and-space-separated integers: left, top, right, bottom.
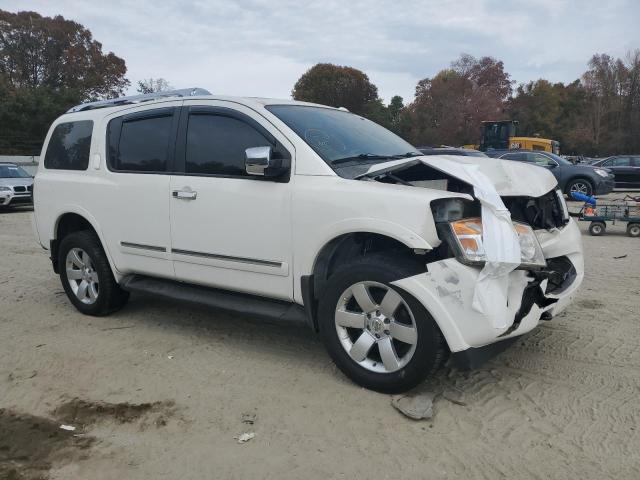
567, 178, 593, 197
318, 254, 446, 393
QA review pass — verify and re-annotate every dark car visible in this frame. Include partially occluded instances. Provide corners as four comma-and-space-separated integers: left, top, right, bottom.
590, 156, 640, 189
418, 147, 488, 157
484, 149, 615, 197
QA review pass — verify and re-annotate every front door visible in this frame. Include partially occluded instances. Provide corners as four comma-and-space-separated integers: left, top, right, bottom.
169, 101, 294, 300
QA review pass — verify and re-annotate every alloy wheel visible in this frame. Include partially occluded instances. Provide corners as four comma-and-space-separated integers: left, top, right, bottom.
65, 248, 99, 305
334, 281, 418, 373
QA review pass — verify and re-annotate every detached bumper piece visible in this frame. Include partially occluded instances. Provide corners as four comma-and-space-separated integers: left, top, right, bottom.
452, 337, 520, 370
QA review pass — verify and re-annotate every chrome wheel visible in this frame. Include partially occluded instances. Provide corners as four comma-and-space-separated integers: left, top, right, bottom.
570, 181, 590, 195
335, 281, 417, 373
65, 248, 99, 305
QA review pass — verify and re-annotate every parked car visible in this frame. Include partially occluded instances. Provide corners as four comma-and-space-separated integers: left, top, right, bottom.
33, 89, 584, 393
590, 155, 640, 189
485, 149, 615, 197
0, 163, 34, 207
418, 147, 488, 157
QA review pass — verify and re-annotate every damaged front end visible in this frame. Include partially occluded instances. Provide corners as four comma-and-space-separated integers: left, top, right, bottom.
363, 156, 584, 367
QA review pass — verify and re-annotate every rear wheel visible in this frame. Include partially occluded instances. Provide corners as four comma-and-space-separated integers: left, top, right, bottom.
589, 221, 606, 236
318, 254, 446, 393
627, 223, 640, 237
58, 231, 129, 316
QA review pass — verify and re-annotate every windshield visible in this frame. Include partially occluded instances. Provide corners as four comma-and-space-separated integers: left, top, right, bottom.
0, 165, 31, 178
266, 105, 420, 175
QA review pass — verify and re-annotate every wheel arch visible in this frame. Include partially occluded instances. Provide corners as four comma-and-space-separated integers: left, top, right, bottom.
50, 209, 117, 277
302, 230, 431, 332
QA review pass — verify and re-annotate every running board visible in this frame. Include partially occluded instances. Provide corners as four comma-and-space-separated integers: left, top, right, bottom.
120, 275, 309, 326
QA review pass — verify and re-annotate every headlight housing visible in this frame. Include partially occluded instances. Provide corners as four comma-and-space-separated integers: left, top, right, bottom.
448, 217, 546, 269
0, 186, 11, 191
594, 168, 609, 178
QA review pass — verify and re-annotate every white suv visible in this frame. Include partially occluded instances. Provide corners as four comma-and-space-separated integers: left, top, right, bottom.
33, 88, 584, 392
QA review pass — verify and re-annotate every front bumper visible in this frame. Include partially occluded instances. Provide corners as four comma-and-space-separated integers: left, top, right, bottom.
392, 218, 584, 361
595, 176, 615, 195
0, 192, 32, 206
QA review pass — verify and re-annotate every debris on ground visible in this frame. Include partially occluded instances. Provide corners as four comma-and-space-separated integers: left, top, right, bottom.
237, 432, 255, 444
391, 392, 436, 420
60, 424, 76, 431
613, 254, 627, 259
241, 413, 256, 425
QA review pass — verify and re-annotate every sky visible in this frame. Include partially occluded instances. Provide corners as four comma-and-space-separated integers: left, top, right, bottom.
2, 0, 639, 103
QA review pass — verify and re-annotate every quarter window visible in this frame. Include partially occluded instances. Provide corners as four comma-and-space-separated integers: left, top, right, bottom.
44, 121, 93, 170
185, 114, 272, 176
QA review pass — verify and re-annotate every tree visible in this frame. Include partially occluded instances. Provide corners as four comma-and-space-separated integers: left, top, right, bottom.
137, 78, 172, 94
292, 63, 379, 115
0, 10, 129, 154
402, 55, 511, 146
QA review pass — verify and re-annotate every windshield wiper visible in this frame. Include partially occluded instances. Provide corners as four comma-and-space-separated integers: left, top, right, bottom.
332, 152, 422, 165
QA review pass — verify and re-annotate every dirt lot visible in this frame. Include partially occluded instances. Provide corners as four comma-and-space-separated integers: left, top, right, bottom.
1, 203, 639, 480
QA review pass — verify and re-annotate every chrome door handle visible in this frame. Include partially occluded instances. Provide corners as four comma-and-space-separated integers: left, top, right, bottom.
172, 189, 197, 200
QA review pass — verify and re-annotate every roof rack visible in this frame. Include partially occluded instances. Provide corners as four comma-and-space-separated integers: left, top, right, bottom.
66, 87, 212, 113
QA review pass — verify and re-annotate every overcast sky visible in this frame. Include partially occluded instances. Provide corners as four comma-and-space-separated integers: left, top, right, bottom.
2, 0, 639, 103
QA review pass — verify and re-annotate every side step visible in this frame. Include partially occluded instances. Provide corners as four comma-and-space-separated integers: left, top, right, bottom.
120, 275, 309, 327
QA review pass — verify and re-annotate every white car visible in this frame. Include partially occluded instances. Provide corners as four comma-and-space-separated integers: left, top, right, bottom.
32, 89, 584, 392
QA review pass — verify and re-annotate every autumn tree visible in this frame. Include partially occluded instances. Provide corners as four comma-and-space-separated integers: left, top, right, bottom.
402, 55, 511, 146
0, 10, 129, 154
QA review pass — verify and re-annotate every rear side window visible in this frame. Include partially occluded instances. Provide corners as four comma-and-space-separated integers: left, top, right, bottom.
108, 108, 177, 172
185, 114, 272, 176
44, 121, 93, 170
502, 153, 526, 161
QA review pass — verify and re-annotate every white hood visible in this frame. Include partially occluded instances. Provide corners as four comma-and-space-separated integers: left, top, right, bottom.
362, 155, 558, 197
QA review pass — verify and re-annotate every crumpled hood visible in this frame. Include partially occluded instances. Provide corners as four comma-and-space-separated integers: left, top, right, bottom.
361, 155, 558, 197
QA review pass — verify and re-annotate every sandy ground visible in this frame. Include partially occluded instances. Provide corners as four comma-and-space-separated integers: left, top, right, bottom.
1, 200, 639, 480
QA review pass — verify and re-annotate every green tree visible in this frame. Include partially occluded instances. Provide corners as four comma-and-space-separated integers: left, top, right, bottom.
0, 10, 130, 154
137, 78, 173, 94
292, 63, 379, 116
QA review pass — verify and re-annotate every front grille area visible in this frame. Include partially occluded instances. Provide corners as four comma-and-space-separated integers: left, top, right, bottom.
13, 186, 26, 192
27, 185, 33, 192
503, 189, 568, 230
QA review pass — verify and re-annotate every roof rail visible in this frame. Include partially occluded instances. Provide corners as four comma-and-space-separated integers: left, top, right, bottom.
66, 87, 212, 113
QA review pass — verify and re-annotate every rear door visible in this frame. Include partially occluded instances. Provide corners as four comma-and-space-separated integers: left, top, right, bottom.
169, 101, 294, 300
97, 104, 181, 279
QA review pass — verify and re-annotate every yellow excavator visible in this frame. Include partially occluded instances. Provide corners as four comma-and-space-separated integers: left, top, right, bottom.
464, 120, 560, 154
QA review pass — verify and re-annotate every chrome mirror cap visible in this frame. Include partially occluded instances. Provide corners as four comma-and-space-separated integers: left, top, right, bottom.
245, 146, 272, 176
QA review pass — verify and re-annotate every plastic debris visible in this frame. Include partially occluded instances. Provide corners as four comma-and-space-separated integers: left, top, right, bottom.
167, 355, 174, 360
613, 254, 627, 259
237, 432, 255, 444
391, 393, 435, 420
60, 424, 76, 431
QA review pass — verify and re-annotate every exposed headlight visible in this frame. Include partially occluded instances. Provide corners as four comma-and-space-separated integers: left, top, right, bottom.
594, 168, 609, 177
448, 217, 546, 268
0, 186, 11, 191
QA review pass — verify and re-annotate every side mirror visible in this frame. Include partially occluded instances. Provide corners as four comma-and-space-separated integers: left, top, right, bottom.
245, 146, 288, 178
245, 146, 272, 176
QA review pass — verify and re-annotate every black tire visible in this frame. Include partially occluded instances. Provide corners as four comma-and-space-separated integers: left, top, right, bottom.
58, 230, 129, 316
318, 253, 447, 393
588, 221, 606, 236
566, 178, 593, 198
627, 223, 640, 238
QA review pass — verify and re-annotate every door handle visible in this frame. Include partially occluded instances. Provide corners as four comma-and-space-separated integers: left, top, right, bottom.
172, 189, 197, 200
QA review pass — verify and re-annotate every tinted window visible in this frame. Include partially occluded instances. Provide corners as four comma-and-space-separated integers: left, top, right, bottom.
185, 114, 271, 176
44, 121, 93, 170
115, 114, 173, 172
529, 153, 557, 166
605, 157, 631, 166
